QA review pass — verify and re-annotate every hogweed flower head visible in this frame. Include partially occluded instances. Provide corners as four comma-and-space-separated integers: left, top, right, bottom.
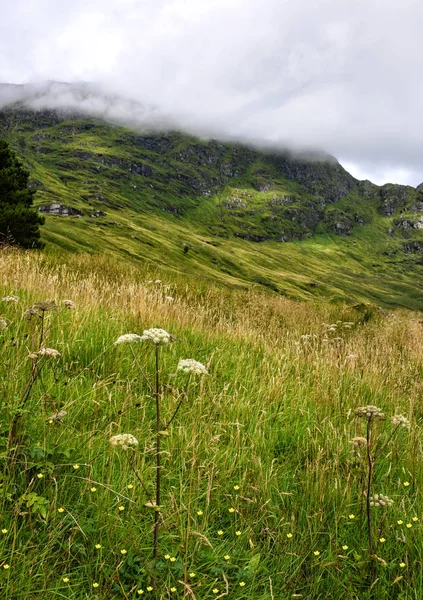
2, 295, 19, 302
140, 328, 173, 345
63, 300, 76, 310
356, 405, 385, 421
0, 318, 7, 331
32, 301, 59, 313
37, 348, 61, 358
391, 414, 411, 430
349, 436, 367, 447
114, 333, 143, 345
110, 433, 139, 450
177, 358, 208, 375
369, 494, 394, 507
47, 410, 67, 423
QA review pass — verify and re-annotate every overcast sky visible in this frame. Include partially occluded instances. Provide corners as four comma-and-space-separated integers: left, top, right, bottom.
1, 0, 422, 186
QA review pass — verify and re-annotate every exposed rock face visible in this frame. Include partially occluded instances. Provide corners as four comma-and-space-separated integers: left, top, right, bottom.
38, 203, 82, 216
395, 217, 423, 230
404, 241, 423, 252
379, 184, 416, 215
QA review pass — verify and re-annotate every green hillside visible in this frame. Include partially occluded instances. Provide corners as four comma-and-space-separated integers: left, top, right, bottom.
1, 106, 423, 309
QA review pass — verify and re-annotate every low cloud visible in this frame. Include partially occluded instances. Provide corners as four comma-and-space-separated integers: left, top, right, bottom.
1, 0, 422, 186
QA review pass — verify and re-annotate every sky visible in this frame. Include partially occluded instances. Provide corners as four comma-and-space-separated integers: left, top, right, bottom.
1, 0, 422, 186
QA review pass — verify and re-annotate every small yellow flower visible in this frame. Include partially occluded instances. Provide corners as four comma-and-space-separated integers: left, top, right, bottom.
58, 508, 64, 513
127, 484, 134, 489
73, 464, 79, 470
49, 419, 54, 424
406, 523, 412, 528
120, 549, 127, 555
400, 562, 406, 568
213, 589, 219, 594
403, 482, 410, 487
95, 544, 102, 549
63, 577, 69, 583
229, 508, 235, 513
313, 551, 320, 556
397, 520, 403, 525
1, 529, 8, 534
90, 487, 97, 493
235, 530, 241, 536
165, 554, 171, 560
379, 538, 386, 543
170, 587, 176, 593
147, 586, 153, 591
287, 533, 293, 539
37, 473, 43, 479
189, 572, 195, 578
342, 545, 348, 550
137, 590, 144, 595
412, 516, 419, 522
217, 530, 223, 536
224, 555, 230, 560
239, 581, 246, 587
3, 564, 10, 570
348, 514, 355, 520
196, 510, 203, 516
118, 506, 125, 511
233, 485, 240, 490
170, 557, 176, 562
93, 583, 99, 588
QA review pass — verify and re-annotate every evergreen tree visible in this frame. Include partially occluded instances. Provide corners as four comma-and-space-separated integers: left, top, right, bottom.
0, 139, 44, 248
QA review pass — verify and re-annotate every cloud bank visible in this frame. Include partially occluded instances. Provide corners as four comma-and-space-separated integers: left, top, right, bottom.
1, 0, 422, 186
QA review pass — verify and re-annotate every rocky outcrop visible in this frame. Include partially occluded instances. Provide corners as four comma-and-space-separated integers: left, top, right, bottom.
38, 203, 82, 216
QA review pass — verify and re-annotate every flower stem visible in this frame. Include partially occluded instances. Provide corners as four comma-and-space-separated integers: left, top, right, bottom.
153, 344, 161, 559
366, 418, 375, 581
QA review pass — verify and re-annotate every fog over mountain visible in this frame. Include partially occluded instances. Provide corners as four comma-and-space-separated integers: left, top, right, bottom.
1, 0, 423, 186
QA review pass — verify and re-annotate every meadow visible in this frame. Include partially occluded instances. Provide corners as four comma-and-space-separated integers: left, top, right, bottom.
0, 247, 422, 599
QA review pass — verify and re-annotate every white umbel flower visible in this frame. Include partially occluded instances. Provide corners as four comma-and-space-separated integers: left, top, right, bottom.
140, 328, 173, 345
369, 494, 394, 507
2, 296, 19, 302
37, 348, 61, 357
177, 359, 208, 375
114, 334, 143, 345
0, 318, 7, 331
356, 405, 385, 420
110, 433, 139, 450
391, 414, 411, 429
63, 300, 76, 310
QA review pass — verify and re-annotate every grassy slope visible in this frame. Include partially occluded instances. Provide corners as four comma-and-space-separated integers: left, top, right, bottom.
1, 110, 423, 309
0, 249, 422, 599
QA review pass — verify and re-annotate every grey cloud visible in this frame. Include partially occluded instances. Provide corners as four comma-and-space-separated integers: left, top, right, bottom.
0, 0, 422, 186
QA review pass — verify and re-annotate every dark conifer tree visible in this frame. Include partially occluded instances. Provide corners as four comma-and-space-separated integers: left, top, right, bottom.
0, 139, 44, 248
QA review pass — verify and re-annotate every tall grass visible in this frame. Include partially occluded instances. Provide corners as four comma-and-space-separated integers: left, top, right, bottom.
0, 248, 422, 599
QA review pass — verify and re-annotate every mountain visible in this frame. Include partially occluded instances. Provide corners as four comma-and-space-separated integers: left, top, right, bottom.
1, 83, 423, 309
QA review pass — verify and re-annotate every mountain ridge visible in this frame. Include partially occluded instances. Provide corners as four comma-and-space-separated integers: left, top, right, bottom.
1, 90, 423, 309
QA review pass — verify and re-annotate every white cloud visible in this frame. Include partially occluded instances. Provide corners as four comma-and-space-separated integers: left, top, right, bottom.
0, 0, 422, 186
